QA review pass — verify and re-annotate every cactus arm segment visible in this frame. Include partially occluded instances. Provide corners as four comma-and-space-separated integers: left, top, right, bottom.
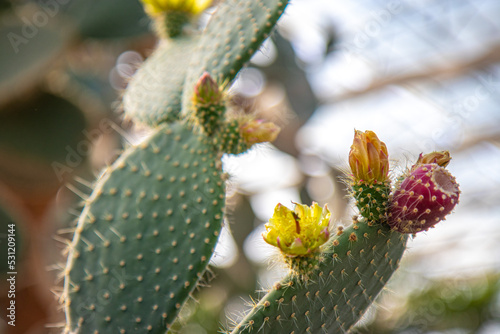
181, 0, 290, 116
231, 221, 408, 334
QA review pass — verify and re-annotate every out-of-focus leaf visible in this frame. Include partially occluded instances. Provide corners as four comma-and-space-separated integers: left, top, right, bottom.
0, 93, 86, 163
0, 92, 88, 196
36, 0, 151, 39
0, 12, 72, 108
0, 0, 11, 12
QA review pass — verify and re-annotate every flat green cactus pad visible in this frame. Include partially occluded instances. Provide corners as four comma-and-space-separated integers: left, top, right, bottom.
123, 38, 199, 126
231, 221, 408, 334
63, 122, 225, 333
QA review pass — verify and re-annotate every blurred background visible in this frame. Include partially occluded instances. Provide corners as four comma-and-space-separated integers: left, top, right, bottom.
0, 0, 499, 333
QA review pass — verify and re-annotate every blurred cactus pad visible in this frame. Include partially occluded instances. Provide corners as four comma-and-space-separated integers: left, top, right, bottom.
61, 1, 460, 333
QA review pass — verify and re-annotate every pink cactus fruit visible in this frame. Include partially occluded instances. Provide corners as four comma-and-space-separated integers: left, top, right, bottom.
388, 163, 460, 234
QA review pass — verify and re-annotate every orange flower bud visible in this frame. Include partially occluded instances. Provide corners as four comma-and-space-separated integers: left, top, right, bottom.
348, 130, 389, 183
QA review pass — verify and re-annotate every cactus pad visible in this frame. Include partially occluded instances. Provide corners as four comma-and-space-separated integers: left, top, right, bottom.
63, 122, 225, 333
123, 38, 199, 126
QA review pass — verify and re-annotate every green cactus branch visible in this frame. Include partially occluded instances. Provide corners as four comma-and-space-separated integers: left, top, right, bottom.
230, 221, 408, 334
123, 0, 290, 127
181, 0, 290, 116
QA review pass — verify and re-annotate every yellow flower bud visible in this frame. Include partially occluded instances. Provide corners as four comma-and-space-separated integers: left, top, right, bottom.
348, 130, 389, 183
262, 202, 331, 257
141, 0, 211, 16
239, 119, 280, 146
415, 151, 451, 168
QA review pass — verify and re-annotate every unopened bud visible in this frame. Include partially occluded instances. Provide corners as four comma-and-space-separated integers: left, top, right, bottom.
193, 72, 223, 106
348, 130, 389, 183
240, 119, 280, 146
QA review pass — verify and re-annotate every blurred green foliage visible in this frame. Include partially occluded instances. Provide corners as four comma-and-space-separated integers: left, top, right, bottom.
357, 274, 500, 334
36, 0, 151, 39
0, 93, 86, 163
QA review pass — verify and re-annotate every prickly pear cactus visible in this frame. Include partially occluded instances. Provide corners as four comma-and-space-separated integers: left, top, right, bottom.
229, 134, 460, 334
62, 1, 461, 334
63, 0, 289, 333
181, 0, 289, 114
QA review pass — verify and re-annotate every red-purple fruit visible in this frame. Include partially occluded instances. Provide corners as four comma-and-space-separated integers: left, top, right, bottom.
388, 163, 460, 233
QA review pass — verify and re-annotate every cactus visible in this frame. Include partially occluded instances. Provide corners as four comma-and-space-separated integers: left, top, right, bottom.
229, 131, 408, 334
180, 0, 289, 114
62, 1, 461, 333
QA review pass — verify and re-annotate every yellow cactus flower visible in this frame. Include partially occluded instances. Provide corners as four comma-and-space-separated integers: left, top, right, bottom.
239, 118, 281, 146
262, 202, 331, 257
348, 130, 389, 183
141, 0, 212, 16
415, 151, 451, 168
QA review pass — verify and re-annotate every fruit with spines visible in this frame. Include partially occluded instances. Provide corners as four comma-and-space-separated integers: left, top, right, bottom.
388, 163, 460, 234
